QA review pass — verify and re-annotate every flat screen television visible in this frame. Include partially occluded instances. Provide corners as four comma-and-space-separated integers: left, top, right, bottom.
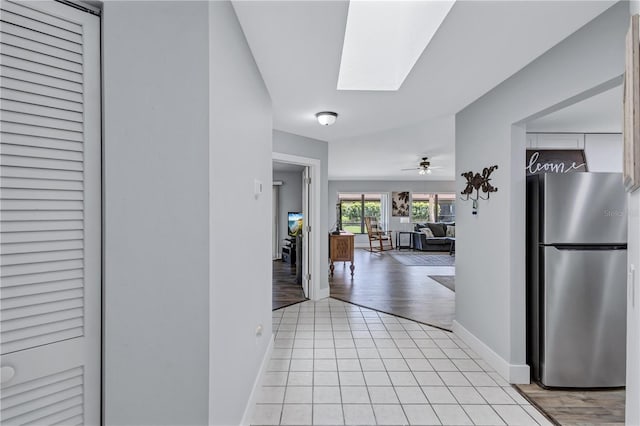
288, 212, 303, 236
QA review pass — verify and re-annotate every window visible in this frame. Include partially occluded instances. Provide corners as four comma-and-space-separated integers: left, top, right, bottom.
411, 193, 431, 223
436, 193, 456, 222
411, 193, 456, 223
339, 193, 383, 234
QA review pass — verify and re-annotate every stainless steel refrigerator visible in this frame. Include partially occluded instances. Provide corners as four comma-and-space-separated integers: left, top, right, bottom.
527, 172, 627, 388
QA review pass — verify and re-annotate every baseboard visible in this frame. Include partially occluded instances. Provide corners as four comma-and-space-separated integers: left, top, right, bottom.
240, 334, 274, 426
452, 320, 530, 384
315, 286, 330, 300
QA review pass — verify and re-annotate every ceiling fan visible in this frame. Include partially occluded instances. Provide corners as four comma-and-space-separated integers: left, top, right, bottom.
401, 157, 441, 175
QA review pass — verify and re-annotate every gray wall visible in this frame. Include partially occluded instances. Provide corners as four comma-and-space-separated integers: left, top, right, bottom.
329, 180, 456, 246
103, 2, 210, 424
273, 130, 329, 290
274, 171, 303, 254
455, 2, 628, 378
210, 2, 273, 424
103, 2, 273, 425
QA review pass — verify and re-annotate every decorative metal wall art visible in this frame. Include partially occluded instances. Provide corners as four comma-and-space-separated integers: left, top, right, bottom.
460, 165, 499, 201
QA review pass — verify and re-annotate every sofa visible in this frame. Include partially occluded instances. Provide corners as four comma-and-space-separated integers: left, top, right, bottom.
413, 222, 455, 251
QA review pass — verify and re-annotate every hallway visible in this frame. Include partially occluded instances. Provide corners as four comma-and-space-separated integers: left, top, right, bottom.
253, 299, 551, 425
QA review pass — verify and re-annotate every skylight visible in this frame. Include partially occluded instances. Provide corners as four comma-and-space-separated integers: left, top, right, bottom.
337, 0, 455, 91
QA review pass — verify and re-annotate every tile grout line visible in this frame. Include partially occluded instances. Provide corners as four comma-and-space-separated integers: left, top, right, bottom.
383, 308, 442, 426
330, 304, 346, 425
310, 303, 314, 425
269, 299, 549, 426
383, 304, 534, 426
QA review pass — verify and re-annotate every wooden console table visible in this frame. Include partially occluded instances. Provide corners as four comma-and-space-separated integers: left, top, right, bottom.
329, 231, 355, 277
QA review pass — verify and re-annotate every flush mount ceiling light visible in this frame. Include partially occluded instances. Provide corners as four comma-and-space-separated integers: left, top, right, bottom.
315, 111, 338, 126
337, 0, 455, 91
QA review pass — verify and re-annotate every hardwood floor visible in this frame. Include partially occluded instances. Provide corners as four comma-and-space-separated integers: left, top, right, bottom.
515, 383, 625, 425
329, 248, 455, 330
272, 259, 307, 310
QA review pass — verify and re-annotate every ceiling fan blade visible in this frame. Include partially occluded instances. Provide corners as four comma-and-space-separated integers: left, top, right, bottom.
400, 167, 420, 171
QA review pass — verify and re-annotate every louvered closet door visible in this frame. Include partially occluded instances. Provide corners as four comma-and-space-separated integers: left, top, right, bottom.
0, 1, 100, 424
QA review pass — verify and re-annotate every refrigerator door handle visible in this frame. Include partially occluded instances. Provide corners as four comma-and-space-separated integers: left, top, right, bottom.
543, 244, 627, 251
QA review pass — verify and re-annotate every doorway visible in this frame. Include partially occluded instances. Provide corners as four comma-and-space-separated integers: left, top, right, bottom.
0, 1, 101, 423
272, 152, 322, 309
517, 82, 626, 424
272, 161, 308, 309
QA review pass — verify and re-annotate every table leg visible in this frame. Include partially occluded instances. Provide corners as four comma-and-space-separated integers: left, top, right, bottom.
330, 261, 335, 276
349, 262, 355, 276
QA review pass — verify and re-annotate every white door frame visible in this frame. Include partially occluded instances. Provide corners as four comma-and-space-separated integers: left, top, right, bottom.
272, 184, 281, 260
272, 152, 321, 301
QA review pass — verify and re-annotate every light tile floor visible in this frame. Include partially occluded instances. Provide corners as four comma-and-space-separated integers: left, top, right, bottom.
252, 299, 553, 426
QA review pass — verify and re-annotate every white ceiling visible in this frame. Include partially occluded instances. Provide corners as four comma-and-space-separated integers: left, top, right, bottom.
233, 1, 615, 180
526, 85, 623, 133
330, 115, 456, 181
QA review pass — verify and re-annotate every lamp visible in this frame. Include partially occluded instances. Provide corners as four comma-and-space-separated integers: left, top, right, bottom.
315, 111, 338, 126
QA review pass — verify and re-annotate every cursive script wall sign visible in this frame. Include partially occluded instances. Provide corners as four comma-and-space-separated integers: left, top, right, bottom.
525, 150, 588, 176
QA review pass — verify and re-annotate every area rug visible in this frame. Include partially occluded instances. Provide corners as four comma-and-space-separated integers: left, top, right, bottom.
429, 275, 455, 292
387, 252, 455, 266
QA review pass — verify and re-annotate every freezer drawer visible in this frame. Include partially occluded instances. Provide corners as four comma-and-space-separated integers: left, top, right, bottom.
542, 246, 626, 388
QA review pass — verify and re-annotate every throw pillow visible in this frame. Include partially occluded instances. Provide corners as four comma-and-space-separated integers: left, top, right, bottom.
446, 225, 456, 237
427, 222, 446, 237
421, 227, 435, 238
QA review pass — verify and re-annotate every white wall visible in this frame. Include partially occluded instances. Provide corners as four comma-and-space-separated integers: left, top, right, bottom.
586, 134, 624, 172
103, 2, 273, 425
103, 2, 210, 424
210, 2, 273, 425
526, 132, 623, 172
273, 130, 329, 291
627, 4, 640, 426
274, 171, 303, 253
455, 2, 628, 383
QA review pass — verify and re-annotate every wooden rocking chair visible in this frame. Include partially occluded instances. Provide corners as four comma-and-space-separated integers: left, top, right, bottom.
364, 216, 394, 252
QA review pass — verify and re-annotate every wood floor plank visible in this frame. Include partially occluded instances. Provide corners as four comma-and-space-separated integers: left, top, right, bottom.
515, 383, 625, 425
272, 259, 306, 310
